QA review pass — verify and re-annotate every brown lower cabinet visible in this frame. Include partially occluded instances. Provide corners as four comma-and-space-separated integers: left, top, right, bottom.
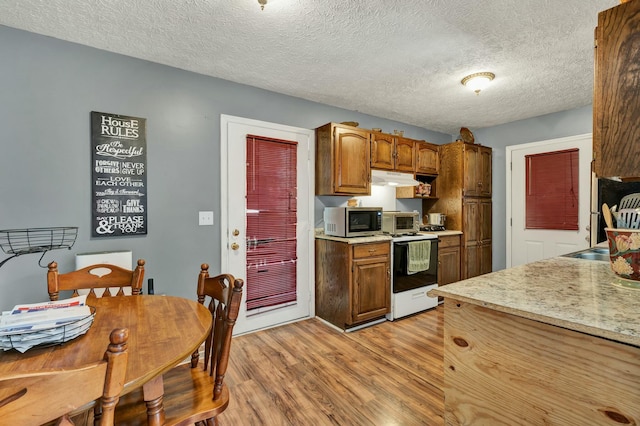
438, 234, 461, 286
463, 198, 492, 278
315, 239, 390, 330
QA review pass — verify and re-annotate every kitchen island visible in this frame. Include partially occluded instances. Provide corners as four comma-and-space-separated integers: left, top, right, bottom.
429, 257, 639, 425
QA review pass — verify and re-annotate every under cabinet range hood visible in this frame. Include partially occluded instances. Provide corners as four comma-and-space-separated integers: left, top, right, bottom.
371, 170, 419, 187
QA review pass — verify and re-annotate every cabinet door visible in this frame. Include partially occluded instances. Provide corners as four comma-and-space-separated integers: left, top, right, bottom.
463, 199, 480, 246
462, 199, 479, 279
416, 142, 439, 174
464, 244, 481, 280
371, 132, 395, 170
479, 241, 492, 276
479, 146, 492, 196
438, 245, 461, 285
479, 199, 492, 243
463, 144, 480, 196
479, 198, 493, 275
334, 126, 371, 194
351, 256, 390, 324
394, 137, 416, 172
594, 0, 640, 178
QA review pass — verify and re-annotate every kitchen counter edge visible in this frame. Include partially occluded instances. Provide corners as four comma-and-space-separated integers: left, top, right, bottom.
314, 233, 392, 244
429, 257, 640, 347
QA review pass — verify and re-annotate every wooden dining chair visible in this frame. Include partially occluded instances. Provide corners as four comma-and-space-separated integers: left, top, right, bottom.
47, 259, 146, 301
114, 264, 244, 426
0, 328, 129, 426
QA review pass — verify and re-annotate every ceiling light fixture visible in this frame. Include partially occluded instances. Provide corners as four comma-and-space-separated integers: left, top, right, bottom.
461, 72, 495, 95
258, 0, 267, 10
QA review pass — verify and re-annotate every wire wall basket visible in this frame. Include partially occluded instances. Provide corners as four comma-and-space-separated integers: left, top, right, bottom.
0, 226, 78, 268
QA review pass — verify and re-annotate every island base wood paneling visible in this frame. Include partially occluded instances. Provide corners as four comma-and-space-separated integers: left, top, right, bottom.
442, 299, 640, 425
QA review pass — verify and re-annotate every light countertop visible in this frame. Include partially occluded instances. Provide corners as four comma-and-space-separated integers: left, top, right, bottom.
421, 230, 463, 237
430, 257, 640, 347
314, 229, 462, 243
314, 231, 392, 244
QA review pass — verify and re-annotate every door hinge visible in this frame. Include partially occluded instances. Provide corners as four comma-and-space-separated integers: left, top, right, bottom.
510, 218, 512, 226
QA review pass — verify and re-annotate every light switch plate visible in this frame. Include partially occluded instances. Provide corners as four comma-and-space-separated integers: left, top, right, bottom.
199, 211, 214, 226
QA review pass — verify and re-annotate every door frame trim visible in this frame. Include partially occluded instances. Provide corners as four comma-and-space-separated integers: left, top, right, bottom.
505, 133, 592, 268
220, 114, 316, 332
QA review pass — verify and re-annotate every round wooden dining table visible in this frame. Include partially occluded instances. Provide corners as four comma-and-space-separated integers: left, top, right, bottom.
0, 295, 212, 425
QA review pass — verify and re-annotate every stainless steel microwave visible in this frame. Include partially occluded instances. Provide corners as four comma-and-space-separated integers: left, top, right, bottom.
324, 207, 383, 238
382, 211, 420, 235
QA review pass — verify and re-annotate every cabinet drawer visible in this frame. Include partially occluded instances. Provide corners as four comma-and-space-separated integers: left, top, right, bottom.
438, 234, 461, 248
353, 242, 390, 259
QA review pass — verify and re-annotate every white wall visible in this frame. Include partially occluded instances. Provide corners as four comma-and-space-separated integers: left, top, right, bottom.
474, 105, 594, 271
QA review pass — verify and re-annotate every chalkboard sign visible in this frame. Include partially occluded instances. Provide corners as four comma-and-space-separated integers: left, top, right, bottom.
91, 111, 147, 237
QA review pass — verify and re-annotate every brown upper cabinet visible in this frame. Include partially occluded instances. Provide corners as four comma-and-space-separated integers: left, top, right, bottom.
594, 0, 640, 179
316, 123, 371, 196
415, 141, 439, 175
463, 143, 492, 197
370, 132, 415, 172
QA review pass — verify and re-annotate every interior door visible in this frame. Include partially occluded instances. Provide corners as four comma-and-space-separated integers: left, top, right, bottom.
507, 134, 592, 268
221, 115, 314, 335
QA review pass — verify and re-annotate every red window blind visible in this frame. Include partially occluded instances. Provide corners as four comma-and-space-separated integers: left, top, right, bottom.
245, 135, 298, 311
525, 148, 579, 230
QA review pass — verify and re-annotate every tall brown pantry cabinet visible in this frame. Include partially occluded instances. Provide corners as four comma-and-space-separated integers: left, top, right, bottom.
432, 141, 492, 279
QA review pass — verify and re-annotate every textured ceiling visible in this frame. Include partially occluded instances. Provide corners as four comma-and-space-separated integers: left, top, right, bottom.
0, 0, 619, 135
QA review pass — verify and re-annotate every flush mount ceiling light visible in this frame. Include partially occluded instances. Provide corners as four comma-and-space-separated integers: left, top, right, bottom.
461, 72, 495, 95
258, 0, 267, 10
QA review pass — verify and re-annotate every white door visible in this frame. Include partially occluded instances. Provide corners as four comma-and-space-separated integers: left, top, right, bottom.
507, 134, 592, 268
221, 115, 314, 335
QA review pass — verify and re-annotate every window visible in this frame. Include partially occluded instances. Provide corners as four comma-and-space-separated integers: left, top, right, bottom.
525, 149, 579, 230
245, 135, 298, 310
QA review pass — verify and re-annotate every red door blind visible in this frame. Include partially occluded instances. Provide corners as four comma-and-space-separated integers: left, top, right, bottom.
245, 135, 298, 311
525, 148, 579, 230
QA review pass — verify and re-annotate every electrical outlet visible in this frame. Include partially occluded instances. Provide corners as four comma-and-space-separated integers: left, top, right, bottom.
199, 211, 214, 226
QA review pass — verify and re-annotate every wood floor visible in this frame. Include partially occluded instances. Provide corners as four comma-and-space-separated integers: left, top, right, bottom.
217, 306, 445, 426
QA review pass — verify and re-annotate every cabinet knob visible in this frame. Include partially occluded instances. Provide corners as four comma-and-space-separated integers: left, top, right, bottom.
231, 242, 240, 250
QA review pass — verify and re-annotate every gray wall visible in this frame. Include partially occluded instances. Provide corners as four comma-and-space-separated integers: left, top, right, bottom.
0, 25, 450, 311
0, 25, 594, 311
473, 105, 593, 271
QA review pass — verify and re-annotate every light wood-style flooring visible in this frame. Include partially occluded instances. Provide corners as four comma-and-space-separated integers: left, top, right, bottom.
217, 306, 445, 425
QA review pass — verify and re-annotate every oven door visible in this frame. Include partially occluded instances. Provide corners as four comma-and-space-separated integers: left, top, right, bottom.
392, 239, 438, 293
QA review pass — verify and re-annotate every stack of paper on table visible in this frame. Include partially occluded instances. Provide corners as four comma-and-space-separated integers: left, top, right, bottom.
0, 295, 93, 352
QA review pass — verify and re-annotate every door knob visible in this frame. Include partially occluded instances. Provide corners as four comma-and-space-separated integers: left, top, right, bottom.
232, 229, 240, 236
231, 242, 240, 250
